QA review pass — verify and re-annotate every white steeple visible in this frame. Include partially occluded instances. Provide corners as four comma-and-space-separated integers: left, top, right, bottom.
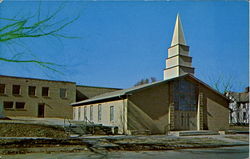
171, 14, 187, 47
164, 14, 194, 80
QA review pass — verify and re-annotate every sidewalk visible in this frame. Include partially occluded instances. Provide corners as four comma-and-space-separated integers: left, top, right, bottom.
0, 133, 248, 155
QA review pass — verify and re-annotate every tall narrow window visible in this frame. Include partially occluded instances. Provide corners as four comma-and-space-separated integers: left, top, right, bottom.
243, 112, 247, 120
78, 107, 81, 120
90, 105, 93, 121
98, 104, 102, 121
4, 101, 14, 109
60, 88, 67, 98
42, 87, 49, 97
16, 102, 25, 109
73, 108, 75, 120
84, 106, 87, 120
28, 86, 36, 96
237, 112, 240, 122
12, 85, 20, 95
74, 108, 78, 120
0, 84, 5, 94
110, 106, 114, 122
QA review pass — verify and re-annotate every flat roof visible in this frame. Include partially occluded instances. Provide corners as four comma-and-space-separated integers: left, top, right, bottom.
0, 75, 75, 84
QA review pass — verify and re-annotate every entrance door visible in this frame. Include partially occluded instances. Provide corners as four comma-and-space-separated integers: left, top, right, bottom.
174, 111, 197, 130
38, 103, 45, 117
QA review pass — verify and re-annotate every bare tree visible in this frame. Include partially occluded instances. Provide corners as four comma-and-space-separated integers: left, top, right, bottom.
208, 74, 235, 94
134, 77, 157, 87
150, 77, 157, 83
0, 4, 79, 73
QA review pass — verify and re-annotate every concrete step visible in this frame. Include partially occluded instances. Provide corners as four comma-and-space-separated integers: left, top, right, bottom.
226, 130, 249, 134
169, 130, 220, 136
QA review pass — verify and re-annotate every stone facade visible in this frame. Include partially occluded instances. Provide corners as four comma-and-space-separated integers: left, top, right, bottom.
197, 93, 204, 130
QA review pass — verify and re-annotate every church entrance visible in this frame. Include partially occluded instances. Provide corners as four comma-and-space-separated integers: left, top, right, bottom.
171, 78, 198, 130
174, 111, 197, 130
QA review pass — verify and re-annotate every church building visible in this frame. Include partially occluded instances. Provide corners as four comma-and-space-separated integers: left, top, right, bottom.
71, 15, 229, 134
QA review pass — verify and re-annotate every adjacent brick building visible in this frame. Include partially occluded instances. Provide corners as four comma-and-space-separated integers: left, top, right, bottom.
0, 75, 120, 119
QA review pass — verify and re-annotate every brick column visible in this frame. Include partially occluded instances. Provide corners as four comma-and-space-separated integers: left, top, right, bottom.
168, 103, 175, 131
197, 93, 204, 130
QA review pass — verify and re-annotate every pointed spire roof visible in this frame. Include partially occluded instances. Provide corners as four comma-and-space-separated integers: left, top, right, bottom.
171, 14, 187, 47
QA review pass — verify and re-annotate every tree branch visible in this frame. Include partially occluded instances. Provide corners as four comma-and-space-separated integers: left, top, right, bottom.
0, 57, 63, 74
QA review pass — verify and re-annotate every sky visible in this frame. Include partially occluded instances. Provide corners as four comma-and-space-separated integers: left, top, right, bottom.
0, 0, 248, 92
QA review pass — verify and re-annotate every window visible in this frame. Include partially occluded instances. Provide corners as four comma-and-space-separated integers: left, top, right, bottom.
0, 84, 5, 94
243, 112, 247, 120
12, 85, 21, 95
16, 102, 25, 109
90, 106, 93, 121
42, 87, 49, 97
98, 104, 102, 121
4, 101, 14, 109
84, 106, 87, 120
242, 103, 247, 109
78, 107, 81, 120
237, 112, 240, 122
60, 88, 67, 98
74, 108, 78, 120
173, 79, 197, 111
110, 106, 114, 121
73, 108, 75, 119
28, 86, 36, 96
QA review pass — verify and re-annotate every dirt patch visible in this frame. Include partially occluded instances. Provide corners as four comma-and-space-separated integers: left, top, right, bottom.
0, 123, 67, 138
104, 137, 232, 151
0, 138, 88, 155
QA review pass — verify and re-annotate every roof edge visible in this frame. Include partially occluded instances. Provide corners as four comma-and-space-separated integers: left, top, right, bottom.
0, 75, 76, 84
76, 85, 122, 90
71, 95, 128, 106
71, 74, 190, 106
